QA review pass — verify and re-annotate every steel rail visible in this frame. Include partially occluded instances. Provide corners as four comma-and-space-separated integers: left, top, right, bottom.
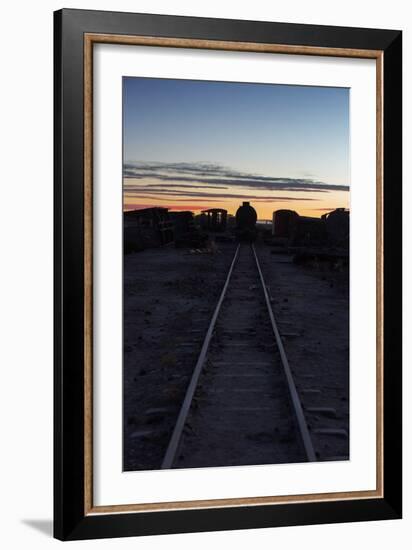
161, 244, 241, 469
252, 244, 317, 462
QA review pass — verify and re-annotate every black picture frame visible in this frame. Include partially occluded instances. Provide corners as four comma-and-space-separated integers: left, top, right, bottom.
54, 8, 402, 541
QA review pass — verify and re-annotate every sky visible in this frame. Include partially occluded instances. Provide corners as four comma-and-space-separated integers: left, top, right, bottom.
123, 77, 350, 219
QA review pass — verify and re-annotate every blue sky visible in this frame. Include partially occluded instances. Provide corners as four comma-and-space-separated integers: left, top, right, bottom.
123, 77, 349, 218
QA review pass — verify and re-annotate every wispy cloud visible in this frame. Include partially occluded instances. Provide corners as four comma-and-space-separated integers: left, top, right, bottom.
124, 161, 349, 193
124, 190, 316, 202
143, 183, 228, 190
124, 202, 208, 212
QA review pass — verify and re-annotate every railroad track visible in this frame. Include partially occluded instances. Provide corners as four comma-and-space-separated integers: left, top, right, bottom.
161, 243, 317, 469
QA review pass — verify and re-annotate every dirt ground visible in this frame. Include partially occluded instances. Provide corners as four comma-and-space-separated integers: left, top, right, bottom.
123, 240, 349, 470
123, 242, 236, 470
257, 243, 349, 460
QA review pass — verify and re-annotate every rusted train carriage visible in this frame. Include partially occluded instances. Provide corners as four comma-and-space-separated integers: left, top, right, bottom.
198, 208, 228, 232
273, 208, 349, 248
124, 207, 174, 253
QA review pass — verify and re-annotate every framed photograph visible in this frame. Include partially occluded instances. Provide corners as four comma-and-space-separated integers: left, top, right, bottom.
54, 8, 402, 540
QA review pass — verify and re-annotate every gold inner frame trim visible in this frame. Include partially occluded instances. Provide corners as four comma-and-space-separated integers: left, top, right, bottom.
84, 32, 384, 515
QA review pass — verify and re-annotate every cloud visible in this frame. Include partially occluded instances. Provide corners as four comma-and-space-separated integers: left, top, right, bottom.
124, 203, 208, 212
124, 161, 232, 178
124, 190, 316, 202
123, 161, 349, 193
144, 183, 228, 190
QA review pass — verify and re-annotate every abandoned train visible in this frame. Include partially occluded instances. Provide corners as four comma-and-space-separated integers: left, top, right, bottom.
273, 208, 349, 248
235, 201, 258, 241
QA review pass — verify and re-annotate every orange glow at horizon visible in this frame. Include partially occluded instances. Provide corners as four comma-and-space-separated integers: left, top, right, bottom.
123, 188, 349, 219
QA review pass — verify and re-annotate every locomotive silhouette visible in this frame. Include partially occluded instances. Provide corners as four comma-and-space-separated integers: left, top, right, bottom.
235, 201, 258, 241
